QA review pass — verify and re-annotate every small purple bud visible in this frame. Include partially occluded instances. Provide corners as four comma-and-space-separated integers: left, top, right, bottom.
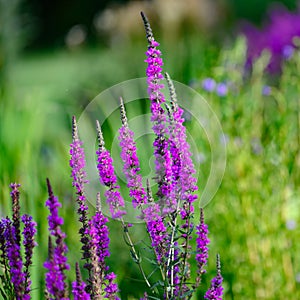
282, 45, 294, 60
262, 85, 271, 96
202, 78, 216, 92
286, 219, 296, 230
216, 82, 228, 97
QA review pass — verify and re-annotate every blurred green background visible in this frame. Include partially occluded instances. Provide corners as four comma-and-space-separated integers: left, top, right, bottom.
1, 0, 300, 299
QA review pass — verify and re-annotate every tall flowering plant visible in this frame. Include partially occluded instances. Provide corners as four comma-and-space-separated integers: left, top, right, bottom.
0, 12, 223, 300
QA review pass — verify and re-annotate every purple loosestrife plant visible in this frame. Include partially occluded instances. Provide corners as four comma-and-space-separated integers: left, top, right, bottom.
195, 208, 210, 289
72, 262, 90, 300
243, 4, 300, 73
21, 214, 37, 298
118, 97, 147, 209
70, 116, 92, 282
10, 183, 21, 247
88, 193, 120, 299
204, 255, 224, 300
96, 120, 126, 219
141, 12, 173, 209
44, 178, 70, 300
4, 218, 26, 299
0, 11, 224, 300
0, 218, 15, 299
0, 185, 37, 300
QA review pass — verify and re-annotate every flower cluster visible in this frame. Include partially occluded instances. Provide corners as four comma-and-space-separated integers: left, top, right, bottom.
243, 3, 300, 73
0, 11, 223, 300
204, 255, 224, 300
202, 78, 228, 97
44, 178, 70, 299
0, 184, 37, 300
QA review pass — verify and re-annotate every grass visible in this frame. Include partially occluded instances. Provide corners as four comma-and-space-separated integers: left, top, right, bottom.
0, 33, 300, 299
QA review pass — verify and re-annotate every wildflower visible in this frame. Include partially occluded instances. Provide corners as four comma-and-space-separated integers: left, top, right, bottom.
104, 272, 120, 300
216, 82, 228, 97
262, 85, 271, 96
21, 214, 37, 297
141, 12, 172, 206
165, 73, 198, 209
70, 116, 91, 281
143, 180, 167, 264
4, 218, 26, 299
202, 78, 216, 92
204, 254, 223, 300
286, 219, 296, 230
0, 218, 9, 264
243, 4, 300, 72
72, 262, 90, 300
96, 120, 126, 219
282, 44, 294, 60
10, 183, 21, 246
70, 116, 89, 227
195, 209, 210, 277
88, 193, 119, 298
44, 178, 70, 299
118, 97, 147, 209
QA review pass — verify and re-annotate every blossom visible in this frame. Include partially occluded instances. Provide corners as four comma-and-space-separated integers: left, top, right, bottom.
10, 183, 21, 246
165, 73, 198, 209
70, 116, 89, 225
89, 197, 110, 266
21, 214, 37, 297
243, 4, 300, 73
118, 97, 146, 208
104, 272, 120, 299
141, 12, 173, 206
72, 262, 90, 300
4, 218, 26, 299
143, 182, 167, 264
262, 85, 271, 96
216, 83, 228, 97
195, 209, 210, 275
202, 78, 216, 92
204, 254, 223, 300
282, 44, 294, 60
96, 120, 126, 219
44, 178, 70, 300
70, 116, 91, 279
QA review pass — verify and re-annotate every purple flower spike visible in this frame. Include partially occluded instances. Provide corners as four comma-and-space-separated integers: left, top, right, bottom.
104, 272, 120, 300
72, 262, 90, 300
70, 116, 91, 282
89, 195, 110, 267
70, 116, 89, 225
96, 120, 126, 219
204, 254, 224, 300
21, 214, 37, 297
4, 218, 26, 299
143, 182, 168, 264
89, 193, 111, 297
10, 183, 21, 246
165, 73, 198, 211
118, 97, 147, 209
141, 12, 174, 206
44, 178, 70, 300
195, 209, 210, 277
202, 78, 216, 92
0, 218, 9, 264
